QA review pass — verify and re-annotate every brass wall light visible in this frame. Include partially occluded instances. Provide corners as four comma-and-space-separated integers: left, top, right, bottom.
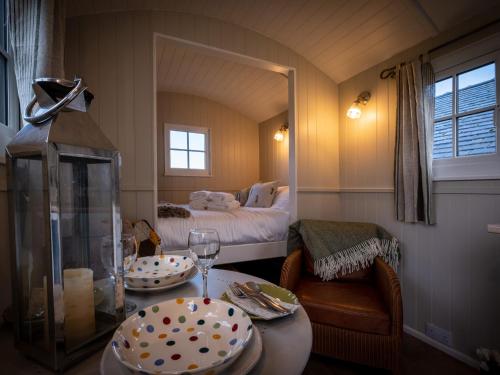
274, 122, 289, 142
346, 91, 371, 119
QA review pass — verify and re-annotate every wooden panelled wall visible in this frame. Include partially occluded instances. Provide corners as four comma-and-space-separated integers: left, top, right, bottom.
64, 7, 340, 224
259, 111, 289, 186
331, 54, 500, 364
157, 92, 260, 203
0, 4, 339, 322
0, 166, 9, 317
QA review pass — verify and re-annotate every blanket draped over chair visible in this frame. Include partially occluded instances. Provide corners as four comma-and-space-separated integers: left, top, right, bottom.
287, 220, 399, 281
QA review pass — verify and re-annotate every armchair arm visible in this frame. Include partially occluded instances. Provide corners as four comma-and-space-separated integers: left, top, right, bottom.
280, 248, 302, 292
373, 257, 403, 337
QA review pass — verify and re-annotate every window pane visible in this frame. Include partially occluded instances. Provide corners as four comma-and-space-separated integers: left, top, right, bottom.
0, 56, 6, 125
434, 77, 453, 119
170, 130, 187, 149
188, 132, 205, 151
189, 151, 205, 170
433, 119, 453, 159
170, 150, 188, 168
0, 0, 5, 51
458, 63, 496, 113
457, 110, 496, 156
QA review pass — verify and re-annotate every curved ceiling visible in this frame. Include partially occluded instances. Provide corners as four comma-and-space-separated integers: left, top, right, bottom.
67, 0, 500, 83
156, 37, 288, 123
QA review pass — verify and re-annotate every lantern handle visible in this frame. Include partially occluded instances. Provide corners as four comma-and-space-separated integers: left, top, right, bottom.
24, 78, 86, 124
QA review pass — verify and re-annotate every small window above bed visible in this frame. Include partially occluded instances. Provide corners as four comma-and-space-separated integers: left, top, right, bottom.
164, 124, 211, 176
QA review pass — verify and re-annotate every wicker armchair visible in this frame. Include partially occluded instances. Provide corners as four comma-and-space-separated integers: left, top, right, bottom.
281, 248, 402, 373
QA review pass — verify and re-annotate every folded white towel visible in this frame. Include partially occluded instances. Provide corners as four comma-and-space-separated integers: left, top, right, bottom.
189, 191, 210, 201
189, 199, 209, 210
207, 200, 240, 211
208, 191, 236, 203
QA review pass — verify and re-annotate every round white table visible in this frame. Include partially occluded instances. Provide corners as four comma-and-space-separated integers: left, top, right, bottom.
101, 269, 312, 375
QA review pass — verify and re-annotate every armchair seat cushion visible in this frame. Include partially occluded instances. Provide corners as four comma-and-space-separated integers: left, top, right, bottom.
295, 275, 391, 336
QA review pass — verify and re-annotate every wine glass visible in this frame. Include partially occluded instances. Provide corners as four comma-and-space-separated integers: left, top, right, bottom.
188, 229, 220, 298
122, 233, 137, 273
122, 233, 138, 313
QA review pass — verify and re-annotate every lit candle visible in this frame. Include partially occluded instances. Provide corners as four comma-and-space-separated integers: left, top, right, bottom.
63, 268, 95, 347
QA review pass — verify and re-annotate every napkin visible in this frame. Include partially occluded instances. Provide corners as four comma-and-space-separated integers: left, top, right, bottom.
225, 285, 299, 320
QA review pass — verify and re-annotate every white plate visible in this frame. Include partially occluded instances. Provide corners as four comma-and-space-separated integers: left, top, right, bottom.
111, 297, 253, 374
125, 268, 197, 293
100, 326, 262, 375
125, 255, 195, 288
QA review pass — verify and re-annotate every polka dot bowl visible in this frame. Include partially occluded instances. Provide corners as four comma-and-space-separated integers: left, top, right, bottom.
125, 255, 195, 289
111, 297, 253, 375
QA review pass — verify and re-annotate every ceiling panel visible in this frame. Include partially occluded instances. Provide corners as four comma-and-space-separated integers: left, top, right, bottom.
155, 0, 438, 83
68, 0, 500, 83
156, 38, 288, 123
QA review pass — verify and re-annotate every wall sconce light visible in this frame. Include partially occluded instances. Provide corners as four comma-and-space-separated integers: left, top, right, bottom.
274, 122, 288, 142
346, 91, 371, 119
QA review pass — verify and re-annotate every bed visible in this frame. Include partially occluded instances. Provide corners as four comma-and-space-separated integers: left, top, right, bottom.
156, 186, 290, 264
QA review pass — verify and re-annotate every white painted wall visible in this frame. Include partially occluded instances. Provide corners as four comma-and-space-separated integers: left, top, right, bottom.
259, 111, 289, 186
157, 92, 260, 203
63, 6, 340, 223
330, 25, 500, 362
0, 166, 10, 317
0, 3, 339, 321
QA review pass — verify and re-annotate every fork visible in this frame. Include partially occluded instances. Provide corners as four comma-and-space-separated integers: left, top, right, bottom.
229, 283, 269, 309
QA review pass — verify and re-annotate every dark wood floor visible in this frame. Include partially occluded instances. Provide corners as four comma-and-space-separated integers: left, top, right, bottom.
303, 333, 478, 374
222, 259, 479, 375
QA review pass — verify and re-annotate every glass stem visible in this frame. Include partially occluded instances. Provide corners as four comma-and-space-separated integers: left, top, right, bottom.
202, 269, 209, 298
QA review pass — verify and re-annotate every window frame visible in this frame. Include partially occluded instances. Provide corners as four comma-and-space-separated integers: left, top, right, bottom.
0, 0, 20, 164
432, 48, 500, 181
163, 123, 211, 177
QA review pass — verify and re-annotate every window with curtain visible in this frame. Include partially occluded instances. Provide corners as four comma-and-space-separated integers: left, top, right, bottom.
432, 41, 500, 180
0, 0, 20, 160
433, 62, 496, 159
0, 0, 6, 125
164, 124, 211, 176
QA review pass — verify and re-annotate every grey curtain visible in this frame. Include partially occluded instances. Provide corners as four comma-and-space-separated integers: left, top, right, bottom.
7, 0, 65, 115
394, 59, 435, 224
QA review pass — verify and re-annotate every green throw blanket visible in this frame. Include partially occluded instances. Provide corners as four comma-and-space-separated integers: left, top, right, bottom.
288, 220, 399, 281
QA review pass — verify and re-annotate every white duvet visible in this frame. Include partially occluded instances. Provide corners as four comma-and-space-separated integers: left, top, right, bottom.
157, 205, 290, 250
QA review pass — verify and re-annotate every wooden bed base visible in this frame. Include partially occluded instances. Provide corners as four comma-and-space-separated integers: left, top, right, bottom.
162, 240, 288, 265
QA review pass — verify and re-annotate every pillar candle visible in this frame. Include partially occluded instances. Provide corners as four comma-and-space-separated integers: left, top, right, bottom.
63, 268, 95, 347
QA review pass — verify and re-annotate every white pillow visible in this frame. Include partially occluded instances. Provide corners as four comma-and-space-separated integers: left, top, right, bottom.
245, 181, 279, 208
271, 186, 289, 211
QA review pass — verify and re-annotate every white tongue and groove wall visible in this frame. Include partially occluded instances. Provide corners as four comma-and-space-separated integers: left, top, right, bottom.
0, 1, 498, 368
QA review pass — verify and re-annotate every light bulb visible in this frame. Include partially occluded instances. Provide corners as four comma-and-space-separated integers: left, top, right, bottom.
274, 131, 284, 142
346, 102, 362, 119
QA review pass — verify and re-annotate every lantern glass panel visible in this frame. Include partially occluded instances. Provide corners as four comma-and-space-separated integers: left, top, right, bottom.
13, 156, 51, 351
59, 155, 118, 350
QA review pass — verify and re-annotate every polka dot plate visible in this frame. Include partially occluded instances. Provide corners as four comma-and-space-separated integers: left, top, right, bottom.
125, 255, 195, 289
111, 297, 254, 374
125, 267, 198, 293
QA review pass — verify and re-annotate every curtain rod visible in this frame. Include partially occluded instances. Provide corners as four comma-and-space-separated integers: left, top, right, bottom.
379, 55, 422, 80
379, 18, 500, 80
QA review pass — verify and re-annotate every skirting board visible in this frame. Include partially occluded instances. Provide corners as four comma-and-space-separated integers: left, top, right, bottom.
403, 325, 479, 369
162, 240, 288, 265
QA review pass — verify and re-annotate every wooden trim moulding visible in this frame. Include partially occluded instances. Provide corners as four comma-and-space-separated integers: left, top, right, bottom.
157, 187, 240, 192
296, 187, 395, 193
403, 325, 479, 369
121, 185, 156, 192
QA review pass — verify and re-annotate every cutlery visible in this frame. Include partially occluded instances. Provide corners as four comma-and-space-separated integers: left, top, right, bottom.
235, 282, 289, 314
229, 283, 270, 310
244, 282, 291, 313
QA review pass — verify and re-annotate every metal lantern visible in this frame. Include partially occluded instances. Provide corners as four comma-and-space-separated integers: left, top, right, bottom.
6, 78, 124, 370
